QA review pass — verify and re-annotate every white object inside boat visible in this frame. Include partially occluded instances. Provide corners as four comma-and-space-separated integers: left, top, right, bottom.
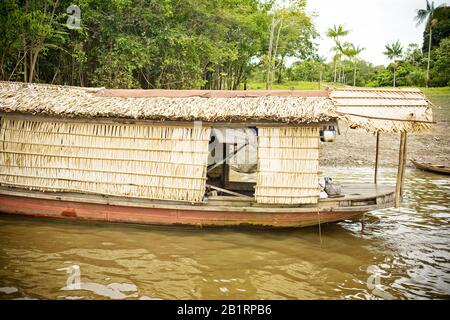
320, 125, 337, 142
209, 128, 258, 174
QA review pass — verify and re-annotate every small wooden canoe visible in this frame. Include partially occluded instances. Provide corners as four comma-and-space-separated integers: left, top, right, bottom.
411, 159, 450, 175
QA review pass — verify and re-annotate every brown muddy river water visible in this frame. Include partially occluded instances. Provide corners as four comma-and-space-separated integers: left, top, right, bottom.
0, 166, 449, 300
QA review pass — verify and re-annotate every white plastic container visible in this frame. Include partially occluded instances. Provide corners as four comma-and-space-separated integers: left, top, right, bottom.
322, 130, 336, 142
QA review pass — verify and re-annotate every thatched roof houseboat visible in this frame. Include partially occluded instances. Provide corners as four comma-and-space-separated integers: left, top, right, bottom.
0, 82, 433, 227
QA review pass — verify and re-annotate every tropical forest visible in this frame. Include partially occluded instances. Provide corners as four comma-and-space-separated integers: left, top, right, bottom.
0, 0, 449, 90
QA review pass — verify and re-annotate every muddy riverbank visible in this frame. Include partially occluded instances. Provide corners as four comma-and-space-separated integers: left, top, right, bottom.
321, 89, 450, 168
320, 121, 450, 168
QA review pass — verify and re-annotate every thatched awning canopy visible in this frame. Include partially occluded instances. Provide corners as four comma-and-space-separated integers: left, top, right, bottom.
0, 82, 433, 132
330, 87, 434, 133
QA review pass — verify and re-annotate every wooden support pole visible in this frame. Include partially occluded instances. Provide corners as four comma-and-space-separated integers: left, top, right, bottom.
374, 131, 380, 184
395, 132, 408, 208
400, 132, 408, 197
221, 143, 229, 188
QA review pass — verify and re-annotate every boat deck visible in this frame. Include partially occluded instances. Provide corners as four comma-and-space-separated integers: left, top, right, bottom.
207, 184, 395, 210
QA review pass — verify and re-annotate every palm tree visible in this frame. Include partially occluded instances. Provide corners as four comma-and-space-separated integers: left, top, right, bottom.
384, 41, 403, 87
326, 24, 349, 83
341, 43, 365, 86
415, 0, 446, 87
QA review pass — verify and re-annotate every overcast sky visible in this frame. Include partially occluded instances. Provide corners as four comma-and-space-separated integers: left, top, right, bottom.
305, 0, 449, 66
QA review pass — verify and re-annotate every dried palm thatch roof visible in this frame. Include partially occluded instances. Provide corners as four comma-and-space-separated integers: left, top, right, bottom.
330, 87, 434, 133
0, 82, 334, 124
0, 82, 434, 132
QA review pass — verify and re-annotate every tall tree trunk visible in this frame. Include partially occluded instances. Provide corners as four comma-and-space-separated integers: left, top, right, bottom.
266, 16, 276, 90
393, 66, 396, 87
333, 60, 337, 83
426, 25, 432, 88
318, 68, 322, 89
71, 53, 74, 85
219, 66, 223, 90
233, 64, 243, 90
277, 55, 285, 84
1, 51, 5, 79
23, 50, 27, 83
23, 0, 28, 83
29, 51, 39, 83
353, 61, 357, 86
271, 18, 283, 87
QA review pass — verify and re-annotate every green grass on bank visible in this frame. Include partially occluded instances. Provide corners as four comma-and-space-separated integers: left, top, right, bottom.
242, 81, 450, 96
421, 87, 450, 97
421, 87, 450, 122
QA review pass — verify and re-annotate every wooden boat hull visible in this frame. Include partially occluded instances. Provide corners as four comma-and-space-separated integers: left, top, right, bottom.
0, 184, 395, 228
411, 159, 450, 175
0, 194, 367, 228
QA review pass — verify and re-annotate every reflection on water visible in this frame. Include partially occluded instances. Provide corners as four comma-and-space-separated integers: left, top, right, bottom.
0, 167, 449, 299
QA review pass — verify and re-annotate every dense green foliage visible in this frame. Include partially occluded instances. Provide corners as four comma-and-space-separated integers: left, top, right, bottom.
0, 0, 448, 89
0, 0, 317, 89
429, 37, 450, 86
421, 6, 450, 51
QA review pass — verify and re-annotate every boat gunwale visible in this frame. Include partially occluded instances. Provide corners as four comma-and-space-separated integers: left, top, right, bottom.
0, 185, 395, 214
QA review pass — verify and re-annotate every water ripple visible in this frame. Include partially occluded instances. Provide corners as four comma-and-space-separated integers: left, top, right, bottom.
0, 167, 449, 299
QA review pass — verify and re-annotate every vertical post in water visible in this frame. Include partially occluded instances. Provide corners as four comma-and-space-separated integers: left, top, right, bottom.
374, 131, 380, 184
399, 132, 408, 197
395, 132, 407, 208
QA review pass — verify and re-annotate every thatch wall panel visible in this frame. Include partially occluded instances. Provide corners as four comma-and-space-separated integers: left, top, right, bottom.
255, 127, 320, 204
0, 153, 206, 177
0, 117, 210, 202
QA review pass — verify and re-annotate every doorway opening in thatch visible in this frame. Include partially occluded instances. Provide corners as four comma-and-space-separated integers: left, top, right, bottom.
205, 126, 321, 204
206, 127, 257, 198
